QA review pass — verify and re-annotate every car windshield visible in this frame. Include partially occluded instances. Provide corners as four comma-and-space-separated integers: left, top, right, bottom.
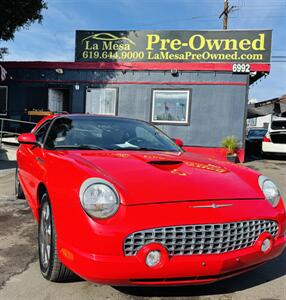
271, 121, 286, 130
248, 129, 267, 137
44, 116, 181, 152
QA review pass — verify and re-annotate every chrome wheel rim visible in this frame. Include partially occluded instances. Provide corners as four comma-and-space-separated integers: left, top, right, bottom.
15, 172, 19, 196
39, 200, 52, 269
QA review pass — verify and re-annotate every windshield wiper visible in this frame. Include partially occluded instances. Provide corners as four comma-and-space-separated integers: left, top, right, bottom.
54, 144, 105, 150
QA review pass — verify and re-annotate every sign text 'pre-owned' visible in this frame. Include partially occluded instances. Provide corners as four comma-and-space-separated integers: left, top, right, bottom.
75, 30, 272, 63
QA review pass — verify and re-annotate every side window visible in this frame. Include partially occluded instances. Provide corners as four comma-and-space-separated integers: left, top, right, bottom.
45, 117, 73, 149
35, 121, 51, 144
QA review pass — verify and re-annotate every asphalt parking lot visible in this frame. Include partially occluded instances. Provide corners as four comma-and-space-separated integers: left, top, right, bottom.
0, 158, 285, 300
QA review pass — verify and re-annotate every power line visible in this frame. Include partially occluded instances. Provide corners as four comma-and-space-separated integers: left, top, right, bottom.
121, 15, 218, 28
241, 4, 286, 7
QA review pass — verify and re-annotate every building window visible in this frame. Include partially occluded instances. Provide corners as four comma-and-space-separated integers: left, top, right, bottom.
151, 90, 191, 125
247, 118, 257, 127
0, 86, 8, 115
86, 88, 117, 115
48, 88, 70, 113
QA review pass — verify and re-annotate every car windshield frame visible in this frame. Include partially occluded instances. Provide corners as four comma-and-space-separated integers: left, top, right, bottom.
43, 115, 183, 153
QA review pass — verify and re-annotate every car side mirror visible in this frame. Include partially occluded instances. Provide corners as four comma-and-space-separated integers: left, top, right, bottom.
18, 133, 38, 145
173, 138, 184, 147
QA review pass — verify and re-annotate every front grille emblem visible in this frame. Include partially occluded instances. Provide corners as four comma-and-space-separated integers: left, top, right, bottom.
191, 203, 233, 209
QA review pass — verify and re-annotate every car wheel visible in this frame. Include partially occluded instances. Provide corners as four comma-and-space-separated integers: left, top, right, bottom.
261, 151, 269, 159
15, 169, 25, 199
38, 192, 77, 282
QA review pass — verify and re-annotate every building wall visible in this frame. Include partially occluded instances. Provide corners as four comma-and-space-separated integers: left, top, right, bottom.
256, 114, 272, 128
2, 67, 249, 148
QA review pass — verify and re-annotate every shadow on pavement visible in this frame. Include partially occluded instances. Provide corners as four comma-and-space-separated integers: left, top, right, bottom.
244, 141, 286, 163
262, 154, 286, 161
0, 160, 17, 170
115, 250, 286, 297
245, 152, 286, 163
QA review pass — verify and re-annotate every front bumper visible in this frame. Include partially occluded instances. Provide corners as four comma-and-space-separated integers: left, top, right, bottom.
56, 198, 286, 286
58, 233, 286, 285
262, 141, 286, 154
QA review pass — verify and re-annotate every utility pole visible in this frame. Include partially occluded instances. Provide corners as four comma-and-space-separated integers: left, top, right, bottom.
219, 0, 236, 30
223, 0, 229, 29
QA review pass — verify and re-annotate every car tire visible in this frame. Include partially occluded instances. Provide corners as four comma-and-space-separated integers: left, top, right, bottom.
15, 169, 25, 199
38, 192, 77, 282
261, 151, 269, 159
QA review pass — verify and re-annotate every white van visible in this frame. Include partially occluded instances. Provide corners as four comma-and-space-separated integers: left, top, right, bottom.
262, 117, 286, 156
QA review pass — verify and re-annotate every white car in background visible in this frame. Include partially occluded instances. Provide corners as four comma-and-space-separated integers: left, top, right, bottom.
262, 117, 286, 156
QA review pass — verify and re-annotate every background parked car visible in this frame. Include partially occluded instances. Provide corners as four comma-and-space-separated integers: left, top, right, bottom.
245, 127, 267, 157
262, 117, 286, 157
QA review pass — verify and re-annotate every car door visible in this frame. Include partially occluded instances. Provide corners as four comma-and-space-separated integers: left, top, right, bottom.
18, 120, 52, 207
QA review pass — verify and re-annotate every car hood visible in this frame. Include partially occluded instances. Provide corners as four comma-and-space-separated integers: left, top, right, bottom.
62, 150, 264, 205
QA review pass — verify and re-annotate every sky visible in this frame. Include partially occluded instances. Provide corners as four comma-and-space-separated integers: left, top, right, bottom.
1, 0, 286, 101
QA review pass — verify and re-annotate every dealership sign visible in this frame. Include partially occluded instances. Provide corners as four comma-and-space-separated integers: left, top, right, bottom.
75, 30, 272, 64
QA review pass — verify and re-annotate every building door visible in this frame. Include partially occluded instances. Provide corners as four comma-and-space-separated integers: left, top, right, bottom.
85, 88, 117, 115
0, 86, 8, 115
48, 88, 69, 113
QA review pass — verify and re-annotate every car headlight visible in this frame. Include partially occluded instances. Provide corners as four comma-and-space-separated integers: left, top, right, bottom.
258, 175, 280, 207
79, 178, 120, 219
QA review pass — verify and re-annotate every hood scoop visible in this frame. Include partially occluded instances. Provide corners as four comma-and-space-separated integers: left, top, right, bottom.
148, 160, 182, 165
148, 160, 183, 170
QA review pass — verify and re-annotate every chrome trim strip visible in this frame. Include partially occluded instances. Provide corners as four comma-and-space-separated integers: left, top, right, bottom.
191, 203, 233, 209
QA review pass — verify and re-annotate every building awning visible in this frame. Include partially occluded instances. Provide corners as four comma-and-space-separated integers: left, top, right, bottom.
247, 95, 286, 118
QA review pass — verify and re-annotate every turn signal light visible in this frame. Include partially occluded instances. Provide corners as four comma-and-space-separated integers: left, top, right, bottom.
263, 136, 271, 143
261, 238, 272, 253
255, 233, 274, 255
146, 250, 161, 267
136, 243, 169, 269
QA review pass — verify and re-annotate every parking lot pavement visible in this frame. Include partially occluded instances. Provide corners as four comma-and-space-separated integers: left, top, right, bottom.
0, 162, 17, 200
244, 159, 286, 201
0, 159, 285, 300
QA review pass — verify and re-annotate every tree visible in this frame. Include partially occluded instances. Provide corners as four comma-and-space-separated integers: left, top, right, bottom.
0, 0, 47, 58
0, 48, 8, 60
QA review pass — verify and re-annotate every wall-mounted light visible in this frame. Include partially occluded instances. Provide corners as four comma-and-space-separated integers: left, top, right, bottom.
171, 69, 178, 76
55, 68, 64, 74
75, 83, 80, 90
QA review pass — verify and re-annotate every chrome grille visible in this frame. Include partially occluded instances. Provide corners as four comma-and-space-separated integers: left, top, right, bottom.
124, 220, 279, 256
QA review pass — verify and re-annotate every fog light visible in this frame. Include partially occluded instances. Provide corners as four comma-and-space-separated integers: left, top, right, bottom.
261, 238, 271, 253
146, 250, 161, 267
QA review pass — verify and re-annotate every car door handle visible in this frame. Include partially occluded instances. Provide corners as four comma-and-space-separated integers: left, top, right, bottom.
36, 157, 44, 164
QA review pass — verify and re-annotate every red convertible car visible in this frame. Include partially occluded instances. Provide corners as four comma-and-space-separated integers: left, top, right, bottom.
17, 114, 286, 286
